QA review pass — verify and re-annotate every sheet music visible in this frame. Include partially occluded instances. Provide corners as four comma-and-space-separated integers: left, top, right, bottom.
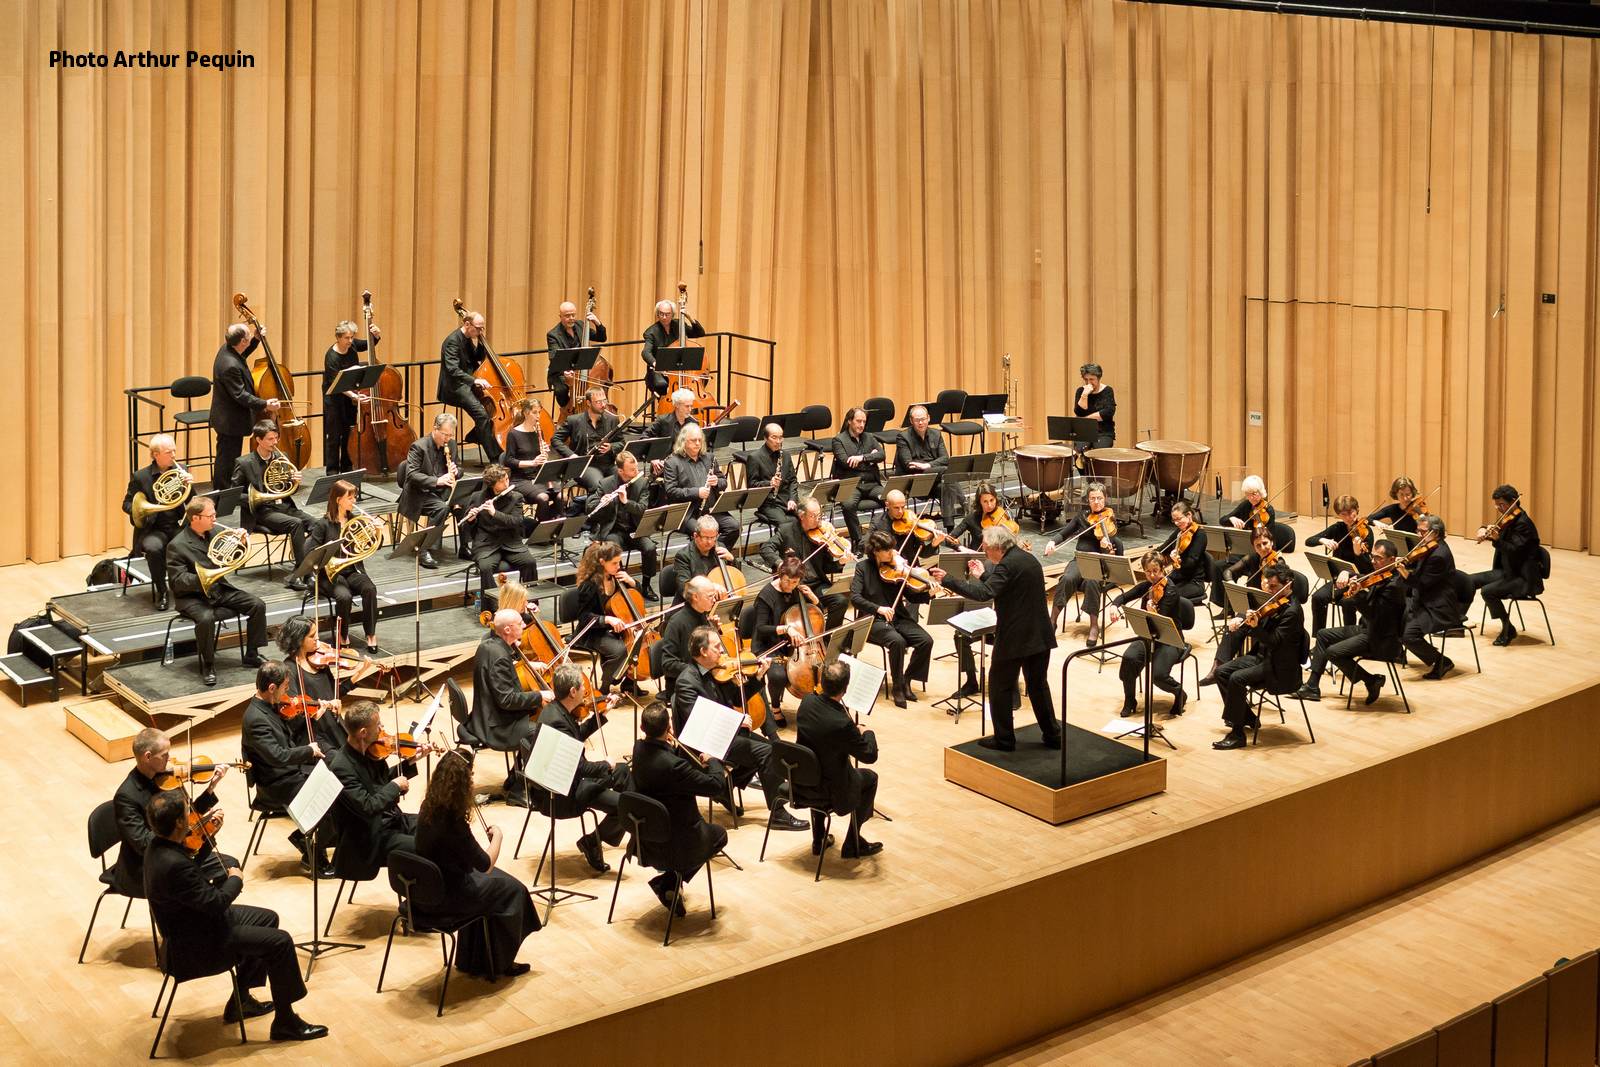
287, 760, 343, 837
949, 606, 998, 635
414, 688, 442, 736
837, 653, 886, 717
526, 725, 583, 797
1100, 718, 1147, 736
679, 697, 743, 761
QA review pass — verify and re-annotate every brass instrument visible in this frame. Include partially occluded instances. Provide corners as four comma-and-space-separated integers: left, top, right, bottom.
131, 462, 193, 528
248, 448, 300, 510
197, 524, 250, 596
1002, 352, 1015, 418
327, 506, 384, 580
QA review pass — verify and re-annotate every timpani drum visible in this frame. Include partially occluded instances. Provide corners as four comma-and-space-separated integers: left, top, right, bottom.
1137, 439, 1211, 517
1015, 444, 1076, 525
1085, 448, 1151, 500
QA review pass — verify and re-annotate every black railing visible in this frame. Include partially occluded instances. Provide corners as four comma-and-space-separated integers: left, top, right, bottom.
1130, 0, 1600, 38
1059, 634, 1157, 777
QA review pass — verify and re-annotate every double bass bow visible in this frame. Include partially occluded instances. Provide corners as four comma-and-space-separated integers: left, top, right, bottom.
233, 293, 312, 469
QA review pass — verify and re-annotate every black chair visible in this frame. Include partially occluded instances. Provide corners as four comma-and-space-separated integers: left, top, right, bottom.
554, 586, 604, 682
80, 800, 159, 964
656, 566, 681, 606
148, 934, 247, 1057
606, 791, 715, 947
169, 375, 213, 475
1269, 521, 1297, 554
796, 403, 833, 479
375, 850, 495, 1017
760, 740, 831, 881
161, 613, 250, 669
862, 396, 895, 427
727, 415, 760, 447
1338, 655, 1411, 713
1247, 629, 1314, 744
1430, 570, 1483, 674
446, 678, 483, 749
935, 389, 982, 453
513, 781, 599, 910
1478, 546, 1554, 645
241, 765, 290, 871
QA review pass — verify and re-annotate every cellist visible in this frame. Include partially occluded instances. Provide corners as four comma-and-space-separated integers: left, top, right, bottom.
321, 317, 381, 476
570, 541, 636, 696
436, 307, 499, 457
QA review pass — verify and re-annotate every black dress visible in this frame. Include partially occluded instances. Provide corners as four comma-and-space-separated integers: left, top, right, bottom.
414, 812, 540, 976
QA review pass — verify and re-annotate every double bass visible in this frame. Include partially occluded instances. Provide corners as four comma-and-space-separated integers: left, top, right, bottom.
452, 297, 525, 450
233, 293, 312, 469
558, 287, 615, 419
348, 289, 417, 476
656, 282, 721, 418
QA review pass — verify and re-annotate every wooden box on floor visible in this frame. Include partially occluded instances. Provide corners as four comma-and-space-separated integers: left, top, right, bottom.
64, 698, 143, 762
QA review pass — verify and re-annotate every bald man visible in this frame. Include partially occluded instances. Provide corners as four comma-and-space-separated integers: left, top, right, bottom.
546, 299, 608, 410
470, 609, 550, 754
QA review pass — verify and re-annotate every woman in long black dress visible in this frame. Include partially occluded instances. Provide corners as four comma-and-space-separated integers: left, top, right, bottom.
415, 750, 540, 978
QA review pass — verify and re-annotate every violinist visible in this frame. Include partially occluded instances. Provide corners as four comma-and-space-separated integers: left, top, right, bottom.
1213, 563, 1304, 751
895, 405, 954, 519
1295, 540, 1406, 705
436, 307, 499, 457
642, 298, 705, 397
851, 531, 936, 708
524, 665, 632, 873
123, 434, 191, 610
1308, 494, 1376, 634
468, 464, 539, 595
659, 576, 720, 702
167, 496, 268, 687
831, 406, 886, 549
587, 449, 659, 599
1106, 553, 1194, 718
321, 317, 380, 476
210, 319, 276, 490
553, 386, 619, 493
112, 728, 236, 898
503, 397, 560, 522
674, 516, 736, 598
1369, 476, 1423, 534
950, 482, 1020, 548
470, 609, 549, 759
745, 422, 799, 528
1225, 475, 1275, 530
758, 497, 850, 629
326, 700, 418, 874
663, 423, 738, 548
739, 558, 821, 731
1201, 527, 1307, 685
1156, 501, 1209, 599
397, 413, 465, 570
571, 541, 636, 693
233, 421, 313, 592
1073, 363, 1117, 452
672, 626, 808, 832
142, 790, 328, 1043
1399, 514, 1463, 679
241, 661, 336, 876
1471, 484, 1544, 647
275, 615, 351, 753
306, 480, 380, 653
647, 388, 700, 448
875, 490, 955, 562
629, 703, 729, 916
1044, 481, 1122, 642
795, 660, 883, 860
545, 299, 607, 410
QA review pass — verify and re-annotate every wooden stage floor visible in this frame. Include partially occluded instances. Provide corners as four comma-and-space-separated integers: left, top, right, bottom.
5, 517, 1598, 1065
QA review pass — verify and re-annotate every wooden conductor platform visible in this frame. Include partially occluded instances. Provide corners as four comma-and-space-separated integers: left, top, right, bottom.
945, 724, 1166, 824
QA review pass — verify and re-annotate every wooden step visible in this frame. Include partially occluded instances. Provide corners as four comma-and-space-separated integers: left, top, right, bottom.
65, 698, 145, 762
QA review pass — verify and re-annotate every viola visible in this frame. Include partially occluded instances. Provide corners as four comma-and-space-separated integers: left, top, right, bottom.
1242, 582, 1294, 627
182, 808, 225, 858
890, 513, 954, 548
347, 289, 417, 476
277, 693, 328, 721
165, 756, 251, 784
233, 293, 312, 469
878, 557, 935, 594
307, 640, 364, 673
805, 520, 854, 562
1476, 500, 1523, 543
1086, 507, 1118, 547
1146, 575, 1168, 607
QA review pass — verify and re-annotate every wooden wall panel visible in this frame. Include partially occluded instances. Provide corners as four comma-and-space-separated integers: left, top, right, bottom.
4, 0, 1599, 563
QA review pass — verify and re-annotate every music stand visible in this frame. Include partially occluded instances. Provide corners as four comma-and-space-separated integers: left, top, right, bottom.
203, 485, 245, 523
948, 606, 997, 735
628, 436, 674, 464
1205, 524, 1256, 557
709, 486, 771, 516
703, 422, 742, 454
1380, 526, 1423, 551
288, 762, 361, 974
1074, 551, 1136, 664
863, 409, 891, 436
946, 451, 998, 480
960, 393, 1008, 421
883, 472, 938, 499
1046, 415, 1101, 445
823, 617, 873, 661
528, 514, 587, 563
636, 502, 691, 539
710, 592, 756, 625
936, 550, 987, 572
519, 455, 588, 485
325, 363, 383, 398
547, 347, 601, 382
290, 541, 342, 637
388, 523, 448, 702
1303, 551, 1356, 591
306, 469, 365, 507
806, 477, 859, 507
1222, 581, 1274, 616
821, 571, 854, 598
1119, 607, 1181, 750
929, 596, 988, 721
655, 347, 705, 375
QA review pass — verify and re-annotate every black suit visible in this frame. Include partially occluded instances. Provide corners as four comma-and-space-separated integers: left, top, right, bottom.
1155, 526, 1210, 601
112, 767, 229, 897
325, 744, 418, 880
166, 525, 268, 672
397, 434, 464, 529
656, 605, 711, 702
123, 463, 184, 598
587, 472, 658, 582
942, 546, 1061, 747
306, 516, 378, 639
240, 696, 320, 808
469, 486, 537, 591
647, 411, 696, 447
850, 559, 933, 691
1401, 541, 1463, 668
545, 319, 607, 409
1472, 511, 1543, 623
641, 317, 705, 396
831, 429, 885, 547
210, 337, 265, 488
144, 837, 307, 1013
629, 738, 728, 883
437, 327, 498, 455
758, 518, 849, 629
743, 444, 797, 528
469, 631, 543, 751
893, 426, 955, 517
523, 702, 629, 845
672, 663, 782, 810
795, 692, 879, 847
321, 337, 375, 474
663, 453, 738, 546
671, 541, 727, 601
1217, 600, 1305, 730
232, 449, 311, 568
1307, 578, 1406, 689
553, 411, 619, 491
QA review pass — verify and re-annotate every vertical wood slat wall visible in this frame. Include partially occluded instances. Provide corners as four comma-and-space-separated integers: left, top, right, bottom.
2, 0, 1596, 564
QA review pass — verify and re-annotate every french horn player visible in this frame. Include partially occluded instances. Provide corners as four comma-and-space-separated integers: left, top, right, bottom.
232, 420, 313, 591
122, 434, 193, 610
166, 496, 268, 687
308, 480, 385, 654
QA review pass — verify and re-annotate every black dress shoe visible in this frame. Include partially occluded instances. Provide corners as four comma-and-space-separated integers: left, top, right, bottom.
653, 885, 687, 917
1493, 624, 1517, 647
977, 736, 1016, 752
242, 652, 265, 669
905, 688, 919, 702
1422, 657, 1454, 680
954, 680, 980, 699
769, 809, 809, 832
1363, 675, 1386, 706
891, 686, 907, 708
284, 576, 308, 592
155, 591, 170, 612
500, 962, 531, 977
418, 551, 439, 570
223, 993, 274, 1022
841, 839, 884, 859
1212, 731, 1247, 751
1198, 671, 1218, 688
1292, 685, 1321, 702
576, 833, 610, 873
269, 1016, 329, 1042
1119, 701, 1137, 718
1169, 690, 1188, 717
812, 834, 835, 856
1040, 732, 1062, 750
202, 670, 218, 687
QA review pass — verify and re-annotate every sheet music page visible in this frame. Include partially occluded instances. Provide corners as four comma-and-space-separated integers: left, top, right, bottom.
526, 725, 583, 797
837, 653, 886, 717
949, 606, 997, 634
287, 760, 343, 837
679, 696, 743, 761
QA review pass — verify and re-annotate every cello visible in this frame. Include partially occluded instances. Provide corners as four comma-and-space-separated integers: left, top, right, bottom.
452, 297, 528, 450
233, 293, 312, 469
656, 282, 720, 418
607, 574, 660, 683
348, 289, 417, 476
558, 287, 616, 419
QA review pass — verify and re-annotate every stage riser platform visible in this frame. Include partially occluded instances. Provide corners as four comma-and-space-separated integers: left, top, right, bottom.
444, 680, 1600, 1066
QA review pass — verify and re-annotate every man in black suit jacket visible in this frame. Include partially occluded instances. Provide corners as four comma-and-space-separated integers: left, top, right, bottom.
167, 496, 268, 686
436, 308, 499, 457
894, 405, 956, 519
656, 576, 718, 702
673, 516, 735, 598
744, 422, 798, 529
1214, 564, 1305, 750
641, 299, 706, 397
672, 626, 807, 831
239, 661, 334, 875
1471, 484, 1544, 646
545, 299, 608, 411
586, 450, 658, 596
143, 791, 326, 1042
397, 414, 465, 568
629, 703, 729, 914
470, 611, 547, 758
112, 727, 235, 896
552, 388, 621, 492
831, 406, 886, 549
521, 665, 631, 873
122, 434, 192, 610
851, 530, 934, 708
467, 464, 538, 594
210, 321, 277, 490
932, 526, 1062, 752
795, 661, 882, 859
1399, 515, 1464, 679
325, 701, 418, 881
1296, 541, 1407, 705
232, 422, 312, 591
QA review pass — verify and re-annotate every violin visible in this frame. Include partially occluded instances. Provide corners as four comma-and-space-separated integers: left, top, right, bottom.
1146, 574, 1168, 607
980, 505, 1021, 536
367, 728, 445, 762
233, 293, 312, 469
891, 513, 955, 548
1340, 560, 1402, 600
1241, 582, 1294, 628
806, 520, 854, 562
878, 555, 940, 595
277, 693, 334, 722
1476, 500, 1523, 543
154, 767, 229, 857
165, 756, 251, 783
1086, 506, 1118, 548
307, 640, 365, 673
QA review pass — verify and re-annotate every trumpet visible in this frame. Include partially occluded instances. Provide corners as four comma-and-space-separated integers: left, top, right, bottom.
327, 505, 384, 580
197, 523, 250, 596
248, 448, 300, 509
131, 461, 193, 528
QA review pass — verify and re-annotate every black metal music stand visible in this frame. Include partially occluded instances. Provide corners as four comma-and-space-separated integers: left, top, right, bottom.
387, 523, 448, 702
929, 595, 988, 721
1119, 607, 1180, 750
305, 469, 365, 508
948, 607, 997, 735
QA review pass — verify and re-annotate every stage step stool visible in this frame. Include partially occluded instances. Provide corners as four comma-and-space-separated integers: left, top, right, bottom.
0, 653, 56, 705
19, 622, 89, 697
65, 698, 144, 762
